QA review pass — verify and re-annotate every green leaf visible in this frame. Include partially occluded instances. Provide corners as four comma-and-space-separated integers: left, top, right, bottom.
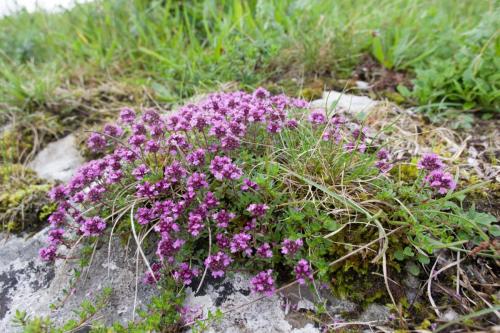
407, 262, 420, 276
417, 253, 430, 265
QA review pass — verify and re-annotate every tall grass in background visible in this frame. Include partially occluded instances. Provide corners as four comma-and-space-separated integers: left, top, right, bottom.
0, 0, 498, 112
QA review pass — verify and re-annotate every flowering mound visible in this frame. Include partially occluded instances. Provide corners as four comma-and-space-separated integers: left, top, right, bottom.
39, 88, 483, 329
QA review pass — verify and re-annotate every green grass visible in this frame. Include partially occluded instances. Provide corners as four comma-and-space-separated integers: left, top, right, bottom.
0, 0, 498, 114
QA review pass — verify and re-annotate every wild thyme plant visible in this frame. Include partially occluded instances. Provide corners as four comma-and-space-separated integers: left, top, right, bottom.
39, 88, 493, 328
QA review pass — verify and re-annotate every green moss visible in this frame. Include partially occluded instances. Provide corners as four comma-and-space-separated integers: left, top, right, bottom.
0, 164, 53, 233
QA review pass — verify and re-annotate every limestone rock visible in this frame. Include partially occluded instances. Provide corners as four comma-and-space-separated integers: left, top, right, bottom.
29, 134, 84, 182
0, 232, 155, 332
184, 273, 321, 333
310, 91, 378, 115
358, 303, 391, 324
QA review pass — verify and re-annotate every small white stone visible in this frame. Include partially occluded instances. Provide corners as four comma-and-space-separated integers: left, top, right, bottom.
310, 90, 378, 114
29, 134, 84, 182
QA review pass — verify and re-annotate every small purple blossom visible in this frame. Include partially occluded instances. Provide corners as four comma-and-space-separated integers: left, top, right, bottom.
49, 185, 67, 201
256, 243, 273, 258
120, 107, 136, 124
212, 210, 236, 228
295, 259, 313, 285
241, 178, 259, 192
204, 252, 232, 278
39, 245, 57, 261
143, 262, 162, 285
156, 236, 184, 261
80, 217, 106, 237
209, 156, 242, 181
132, 164, 150, 180
308, 110, 327, 125
424, 170, 456, 194
247, 203, 269, 218
173, 263, 200, 286
103, 124, 123, 137
281, 238, 303, 256
187, 172, 209, 193
216, 233, 230, 249
187, 213, 205, 236
48, 228, 65, 245
87, 133, 107, 152
186, 148, 206, 167
230, 232, 252, 256
418, 153, 444, 172
250, 269, 275, 296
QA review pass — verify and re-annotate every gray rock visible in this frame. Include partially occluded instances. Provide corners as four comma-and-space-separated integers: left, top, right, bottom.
358, 304, 391, 324
29, 134, 84, 182
310, 91, 378, 115
184, 273, 320, 333
0, 228, 54, 327
282, 284, 357, 315
0, 232, 156, 332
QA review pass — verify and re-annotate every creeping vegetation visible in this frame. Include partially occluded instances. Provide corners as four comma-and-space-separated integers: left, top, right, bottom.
31, 89, 498, 331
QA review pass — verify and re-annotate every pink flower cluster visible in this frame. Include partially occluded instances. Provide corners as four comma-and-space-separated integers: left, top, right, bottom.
418, 153, 456, 194
40, 88, 454, 300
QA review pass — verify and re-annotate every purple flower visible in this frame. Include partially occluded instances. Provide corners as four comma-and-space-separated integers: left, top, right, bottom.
143, 262, 162, 285
120, 107, 136, 124
164, 161, 187, 183
281, 238, 303, 256
188, 212, 205, 236
142, 109, 160, 124
80, 217, 106, 237
424, 170, 456, 194
48, 210, 66, 226
256, 243, 273, 258
156, 235, 184, 261
135, 207, 155, 225
132, 164, 150, 180
186, 148, 206, 167
87, 133, 107, 152
250, 269, 275, 296
295, 259, 313, 285
216, 233, 230, 249
173, 263, 200, 286
86, 184, 106, 202
286, 119, 299, 129
103, 124, 123, 137
253, 87, 270, 99
204, 252, 233, 278
230, 232, 252, 256
241, 178, 259, 192
209, 156, 242, 181
308, 110, 327, 125
203, 192, 219, 209
212, 210, 236, 228
106, 170, 123, 184
48, 228, 65, 245
418, 153, 444, 172
128, 134, 146, 147
375, 148, 393, 173
49, 185, 67, 201
132, 123, 147, 135
247, 203, 269, 218
187, 172, 209, 193
145, 140, 160, 153
136, 181, 159, 198
39, 245, 57, 261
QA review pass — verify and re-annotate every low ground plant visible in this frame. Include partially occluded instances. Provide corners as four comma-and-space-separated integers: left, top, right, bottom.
32, 88, 498, 331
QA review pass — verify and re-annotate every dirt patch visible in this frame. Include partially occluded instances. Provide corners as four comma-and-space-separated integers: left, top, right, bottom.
352, 55, 413, 93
